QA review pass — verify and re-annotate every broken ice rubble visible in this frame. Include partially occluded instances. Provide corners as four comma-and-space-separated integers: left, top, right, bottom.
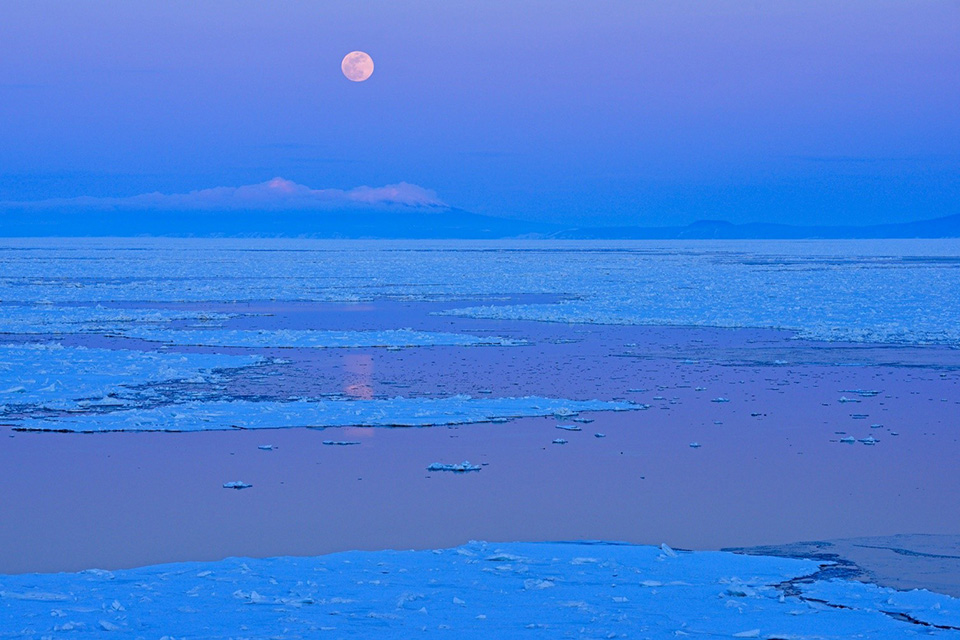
6, 239, 960, 346
0, 343, 261, 412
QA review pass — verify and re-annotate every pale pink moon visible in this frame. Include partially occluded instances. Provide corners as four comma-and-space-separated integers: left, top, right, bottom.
341, 51, 374, 82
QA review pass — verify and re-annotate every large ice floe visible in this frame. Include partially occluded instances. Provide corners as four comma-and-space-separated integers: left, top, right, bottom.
0, 344, 260, 413
1, 541, 957, 638
117, 328, 525, 348
0, 305, 234, 335
11, 396, 638, 432
2, 238, 960, 345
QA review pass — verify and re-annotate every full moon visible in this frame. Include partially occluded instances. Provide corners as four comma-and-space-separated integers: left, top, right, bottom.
341, 51, 374, 82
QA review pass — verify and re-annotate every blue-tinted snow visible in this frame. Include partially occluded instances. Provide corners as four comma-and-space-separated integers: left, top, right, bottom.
11, 396, 639, 432
0, 344, 261, 412
1, 541, 957, 638
120, 327, 524, 348
2, 238, 958, 345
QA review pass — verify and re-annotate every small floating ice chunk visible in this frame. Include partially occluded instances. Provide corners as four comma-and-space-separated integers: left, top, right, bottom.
323, 440, 361, 446
838, 396, 860, 403
839, 436, 856, 444
844, 389, 880, 397
555, 424, 581, 431
594, 433, 606, 438
552, 438, 568, 445
858, 436, 879, 445
484, 552, 527, 562
257, 445, 274, 451
711, 397, 730, 403
222, 481, 252, 490
689, 442, 701, 448
660, 543, 678, 558
426, 461, 480, 473
523, 579, 555, 590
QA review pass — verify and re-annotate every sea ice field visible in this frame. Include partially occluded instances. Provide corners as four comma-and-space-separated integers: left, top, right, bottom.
1, 238, 959, 637
3, 541, 959, 639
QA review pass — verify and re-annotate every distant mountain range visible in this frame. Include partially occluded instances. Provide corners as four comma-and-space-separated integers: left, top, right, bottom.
1, 202, 958, 239
554, 213, 960, 240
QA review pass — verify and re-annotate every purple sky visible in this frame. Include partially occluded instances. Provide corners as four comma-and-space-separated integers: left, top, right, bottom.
1, 1, 958, 226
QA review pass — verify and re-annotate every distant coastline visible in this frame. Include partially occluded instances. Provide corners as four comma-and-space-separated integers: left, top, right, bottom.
554, 214, 960, 240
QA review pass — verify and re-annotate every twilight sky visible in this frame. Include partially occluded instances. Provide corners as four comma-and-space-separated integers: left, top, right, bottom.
1, 1, 958, 227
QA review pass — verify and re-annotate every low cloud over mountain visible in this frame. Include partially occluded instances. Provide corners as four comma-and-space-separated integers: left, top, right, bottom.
2, 178, 447, 211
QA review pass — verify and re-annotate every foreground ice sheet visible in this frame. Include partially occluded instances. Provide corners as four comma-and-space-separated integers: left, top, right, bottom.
1, 541, 957, 639
12, 396, 639, 432
0, 344, 260, 412
120, 328, 525, 348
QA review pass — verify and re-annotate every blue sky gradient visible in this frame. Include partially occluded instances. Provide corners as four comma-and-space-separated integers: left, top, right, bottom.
1, 1, 958, 226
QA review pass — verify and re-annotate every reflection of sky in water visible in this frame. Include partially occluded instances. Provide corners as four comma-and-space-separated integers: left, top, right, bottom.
344, 353, 374, 400
341, 426, 374, 440
0, 300, 957, 578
